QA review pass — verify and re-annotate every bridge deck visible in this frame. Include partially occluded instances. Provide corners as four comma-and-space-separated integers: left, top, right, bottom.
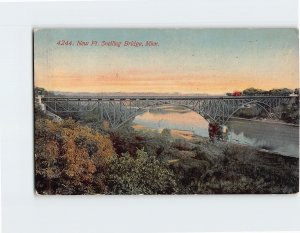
42, 95, 293, 101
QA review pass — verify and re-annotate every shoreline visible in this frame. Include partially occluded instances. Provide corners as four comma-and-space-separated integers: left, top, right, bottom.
230, 117, 299, 127
132, 123, 299, 159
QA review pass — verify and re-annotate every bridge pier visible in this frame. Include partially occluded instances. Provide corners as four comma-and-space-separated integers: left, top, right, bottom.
37, 95, 46, 112
208, 122, 224, 142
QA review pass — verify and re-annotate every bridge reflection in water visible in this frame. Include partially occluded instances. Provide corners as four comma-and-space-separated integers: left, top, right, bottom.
40, 95, 294, 129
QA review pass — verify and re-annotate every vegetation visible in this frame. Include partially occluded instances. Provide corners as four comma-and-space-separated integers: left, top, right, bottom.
129, 129, 298, 194
105, 149, 178, 194
242, 87, 269, 96
241, 87, 294, 96
268, 88, 294, 96
35, 117, 114, 194
226, 87, 295, 96
281, 102, 299, 124
35, 114, 178, 194
173, 145, 298, 194
34, 87, 49, 96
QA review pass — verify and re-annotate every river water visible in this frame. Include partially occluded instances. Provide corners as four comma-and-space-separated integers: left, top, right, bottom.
133, 105, 299, 158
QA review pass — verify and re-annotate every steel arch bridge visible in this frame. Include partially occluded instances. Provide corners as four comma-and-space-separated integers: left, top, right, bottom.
40, 95, 294, 129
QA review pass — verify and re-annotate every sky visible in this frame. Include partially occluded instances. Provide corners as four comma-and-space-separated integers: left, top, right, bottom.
34, 28, 299, 94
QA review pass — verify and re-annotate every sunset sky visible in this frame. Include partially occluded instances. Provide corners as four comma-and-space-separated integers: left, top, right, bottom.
34, 29, 298, 94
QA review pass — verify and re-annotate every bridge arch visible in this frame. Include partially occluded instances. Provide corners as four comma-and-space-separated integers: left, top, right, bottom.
147, 102, 217, 123
223, 100, 278, 124
116, 102, 214, 129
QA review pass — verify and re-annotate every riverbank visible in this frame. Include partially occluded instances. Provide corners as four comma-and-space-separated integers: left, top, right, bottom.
231, 116, 299, 127
133, 119, 299, 158
117, 125, 299, 194
133, 123, 198, 140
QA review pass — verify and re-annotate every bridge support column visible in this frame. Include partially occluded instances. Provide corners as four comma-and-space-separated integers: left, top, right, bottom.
37, 95, 46, 112
97, 101, 101, 128
221, 125, 229, 141
208, 122, 223, 142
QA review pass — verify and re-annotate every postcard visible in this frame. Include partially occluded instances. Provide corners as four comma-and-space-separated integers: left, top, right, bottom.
34, 28, 299, 194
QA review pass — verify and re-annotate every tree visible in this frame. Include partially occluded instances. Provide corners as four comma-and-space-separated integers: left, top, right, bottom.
269, 88, 293, 96
242, 87, 267, 96
34, 87, 48, 97
35, 118, 115, 194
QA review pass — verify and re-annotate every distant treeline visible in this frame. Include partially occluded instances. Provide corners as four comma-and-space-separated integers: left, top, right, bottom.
35, 86, 299, 98
226, 87, 299, 96
34, 87, 208, 98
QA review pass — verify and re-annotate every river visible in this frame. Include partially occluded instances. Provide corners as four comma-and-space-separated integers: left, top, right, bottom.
132, 105, 299, 158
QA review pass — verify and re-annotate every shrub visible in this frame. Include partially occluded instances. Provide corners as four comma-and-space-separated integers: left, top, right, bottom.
161, 128, 171, 137
109, 129, 171, 158
105, 148, 178, 194
193, 146, 211, 162
172, 139, 193, 151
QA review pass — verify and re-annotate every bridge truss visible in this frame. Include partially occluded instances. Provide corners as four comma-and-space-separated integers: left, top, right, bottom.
41, 96, 294, 129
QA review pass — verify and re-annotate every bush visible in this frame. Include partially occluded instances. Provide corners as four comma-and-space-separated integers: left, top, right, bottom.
109, 129, 171, 158
281, 103, 299, 124
105, 148, 178, 194
193, 146, 211, 162
172, 139, 193, 151
161, 128, 171, 137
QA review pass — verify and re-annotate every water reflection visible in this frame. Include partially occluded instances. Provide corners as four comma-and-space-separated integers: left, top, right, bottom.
132, 105, 299, 157
133, 105, 209, 137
